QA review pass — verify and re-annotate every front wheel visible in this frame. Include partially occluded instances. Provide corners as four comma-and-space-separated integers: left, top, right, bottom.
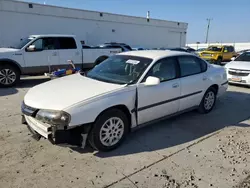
216, 57, 222, 65
198, 88, 217, 114
0, 65, 20, 87
88, 109, 129, 151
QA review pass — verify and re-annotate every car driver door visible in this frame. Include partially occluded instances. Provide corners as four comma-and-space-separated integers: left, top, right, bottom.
23, 37, 59, 74
222, 46, 231, 61
137, 57, 181, 125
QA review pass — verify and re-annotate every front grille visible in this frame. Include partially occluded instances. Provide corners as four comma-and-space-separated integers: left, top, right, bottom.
201, 53, 212, 57
21, 102, 38, 117
228, 71, 249, 77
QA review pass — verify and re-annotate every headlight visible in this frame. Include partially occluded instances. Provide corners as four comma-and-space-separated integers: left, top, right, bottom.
36, 110, 71, 126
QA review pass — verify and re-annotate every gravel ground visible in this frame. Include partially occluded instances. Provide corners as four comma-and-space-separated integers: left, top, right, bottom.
0, 76, 250, 188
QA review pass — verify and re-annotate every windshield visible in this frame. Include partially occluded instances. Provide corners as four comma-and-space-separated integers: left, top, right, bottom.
207, 46, 222, 52
13, 37, 33, 49
235, 52, 250, 62
86, 55, 152, 84
197, 48, 206, 51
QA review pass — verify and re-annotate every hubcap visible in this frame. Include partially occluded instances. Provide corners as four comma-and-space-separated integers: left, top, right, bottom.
0, 69, 16, 85
204, 91, 215, 110
99, 117, 124, 147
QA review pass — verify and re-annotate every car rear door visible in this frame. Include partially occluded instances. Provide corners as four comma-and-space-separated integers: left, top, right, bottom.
177, 56, 209, 111
57, 37, 82, 69
137, 57, 181, 125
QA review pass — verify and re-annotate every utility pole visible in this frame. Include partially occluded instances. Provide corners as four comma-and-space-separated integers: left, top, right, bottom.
205, 18, 212, 43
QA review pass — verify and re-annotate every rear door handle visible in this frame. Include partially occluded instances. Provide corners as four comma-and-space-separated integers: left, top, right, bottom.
52, 52, 57, 56
172, 83, 179, 88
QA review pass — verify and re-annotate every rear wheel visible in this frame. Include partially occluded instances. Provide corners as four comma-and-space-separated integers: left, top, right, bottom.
88, 109, 129, 151
198, 87, 217, 114
0, 65, 20, 87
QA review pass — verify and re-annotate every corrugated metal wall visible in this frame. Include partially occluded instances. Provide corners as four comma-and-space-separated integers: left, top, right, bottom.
0, 0, 188, 48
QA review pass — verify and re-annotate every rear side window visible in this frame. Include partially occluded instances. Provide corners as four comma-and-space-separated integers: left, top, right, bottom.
178, 56, 202, 77
196, 57, 207, 72
58, 37, 77, 49
229, 46, 235, 52
43, 38, 57, 50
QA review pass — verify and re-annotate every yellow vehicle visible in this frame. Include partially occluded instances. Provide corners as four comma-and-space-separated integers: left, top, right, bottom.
199, 45, 237, 64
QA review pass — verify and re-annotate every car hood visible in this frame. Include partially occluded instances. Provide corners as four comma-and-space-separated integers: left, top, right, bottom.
24, 73, 125, 111
201, 50, 220, 54
0, 48, 20, 53
225, 61, 250, 70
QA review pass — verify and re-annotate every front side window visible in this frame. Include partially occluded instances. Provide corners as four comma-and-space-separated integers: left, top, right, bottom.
224, 46, 229, 52
195, 57, 207, 72
31, 39, 43, 51
144, 58, 178, 82
28, 37, 57, 51
58, 37, 77, 49
86, 55, 152, 84
229, 46, 235, 52
178, 56, 202, 77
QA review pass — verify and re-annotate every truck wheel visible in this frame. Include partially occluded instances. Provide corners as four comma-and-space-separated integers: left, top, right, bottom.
0, 65, 20, 87
88, 109, 129, 152
198, 87, 217, 114
216, 57, 222, 65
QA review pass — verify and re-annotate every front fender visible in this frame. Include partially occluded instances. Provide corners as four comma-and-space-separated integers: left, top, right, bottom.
64, 86, 136, 127
0, 58, 23, 72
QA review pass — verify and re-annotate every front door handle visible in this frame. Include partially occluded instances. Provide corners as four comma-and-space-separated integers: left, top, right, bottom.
52, 52, 57, 56
172, 83, 179, 88
203, 76, 207, 81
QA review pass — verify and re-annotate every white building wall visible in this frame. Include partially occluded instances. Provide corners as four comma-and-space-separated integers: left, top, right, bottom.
0, 0, 188, 48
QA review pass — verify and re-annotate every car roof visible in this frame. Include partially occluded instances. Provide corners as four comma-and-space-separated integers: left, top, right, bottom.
119, 50, 191, 60
29, 34, 76, 38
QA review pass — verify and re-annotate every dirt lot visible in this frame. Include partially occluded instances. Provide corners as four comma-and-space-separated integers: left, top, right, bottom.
0, 76, 250, 188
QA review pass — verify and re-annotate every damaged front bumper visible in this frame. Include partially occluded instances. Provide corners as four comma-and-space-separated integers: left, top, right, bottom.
21, 114, 91, 148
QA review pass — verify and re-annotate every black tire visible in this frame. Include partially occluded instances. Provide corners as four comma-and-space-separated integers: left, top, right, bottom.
216, 57, 222, 65
88, 109, 129, 152
198, 87, 217, 114
0, 65, 20, 87
95, 56, 108, 66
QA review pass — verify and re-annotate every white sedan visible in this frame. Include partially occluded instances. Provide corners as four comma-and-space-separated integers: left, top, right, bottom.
225, 51, 250, 86
22, 50, 228, 151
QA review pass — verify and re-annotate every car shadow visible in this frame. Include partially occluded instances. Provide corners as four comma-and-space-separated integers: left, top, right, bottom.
74, 90, 250, 157
0, 77, 50, 97
0, 87, 18, 96
18, 77, 50, 89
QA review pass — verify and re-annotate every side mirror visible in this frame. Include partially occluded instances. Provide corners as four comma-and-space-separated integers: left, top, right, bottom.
144, 76, 160, 86
26, 45, 36, 52
231, 57, 236, 61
